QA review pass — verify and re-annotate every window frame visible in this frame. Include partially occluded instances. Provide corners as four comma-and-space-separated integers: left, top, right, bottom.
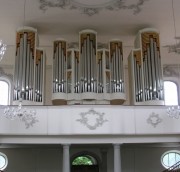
71, 152, 99, 166
0, 67, 13, 105
0, 152, 8, 170
0, 76, 11, 105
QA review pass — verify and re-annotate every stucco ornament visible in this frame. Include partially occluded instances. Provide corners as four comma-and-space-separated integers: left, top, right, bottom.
39, 0, 149, 16
147, 112, 162, 128
0, 67, 13, 80
77, 108, 108, 130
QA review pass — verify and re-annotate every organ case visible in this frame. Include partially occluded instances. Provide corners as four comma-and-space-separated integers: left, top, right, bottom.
13, 26, 46, 105
129, 28, 164, 105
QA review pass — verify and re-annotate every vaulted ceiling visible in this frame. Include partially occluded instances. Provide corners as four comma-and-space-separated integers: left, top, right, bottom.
0, 0, 179, 49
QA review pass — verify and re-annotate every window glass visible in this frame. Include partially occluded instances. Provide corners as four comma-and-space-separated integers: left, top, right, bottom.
72, 156, 93, 165
0, 152, 8, 170
169, 153, 175, 167
0, 80, 9, 105
161, 151, 180, 168
72, 155, 98, 165
164, 81, 178, 105
176, 153, 180, 162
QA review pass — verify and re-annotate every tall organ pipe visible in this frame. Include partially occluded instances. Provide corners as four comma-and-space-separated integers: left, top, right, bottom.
109, 40, 124, 93
34, 48, 45, 102
53, 39, 67, 93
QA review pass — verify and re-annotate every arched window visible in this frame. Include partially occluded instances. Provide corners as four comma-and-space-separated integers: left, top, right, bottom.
0, 79, 10, 105
164, 81, 178, 105
161, 150, 180, 169
72, 155, 97, 165
0, 152, 8, 170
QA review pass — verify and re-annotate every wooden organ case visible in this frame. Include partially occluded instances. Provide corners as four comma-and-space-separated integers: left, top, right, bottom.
13, 26, 46, 105
52, 29, 126, 105
128, 28, 164, 105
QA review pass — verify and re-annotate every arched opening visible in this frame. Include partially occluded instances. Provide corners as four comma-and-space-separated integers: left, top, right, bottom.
71, 153, 99, 172
0, 80, 10, 105
164, 81, 178, 105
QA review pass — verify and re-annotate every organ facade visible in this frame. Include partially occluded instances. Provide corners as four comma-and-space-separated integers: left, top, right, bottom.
52, 30, 126, 105
13, 26, 46, 105
128, 28, 164, 105
12, 27, 164, 106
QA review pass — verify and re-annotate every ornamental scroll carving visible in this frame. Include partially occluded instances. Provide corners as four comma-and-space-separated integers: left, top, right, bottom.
39, 0, 149, 16
76, 108, 108, 130
147, 112, 162, 128
163, 65, 179, 77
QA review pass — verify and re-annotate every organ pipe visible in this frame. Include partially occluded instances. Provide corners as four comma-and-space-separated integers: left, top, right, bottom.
109, 40, 124, 93
53, 39, 67, 93
97, 51, 103, 93
74, 50, 80, 93
34, 48, 45, 103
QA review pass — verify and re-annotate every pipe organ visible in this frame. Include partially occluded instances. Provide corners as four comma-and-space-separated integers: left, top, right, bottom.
52, 29, 126, 105
128, 28, 164, 105
13, 26, 46, 105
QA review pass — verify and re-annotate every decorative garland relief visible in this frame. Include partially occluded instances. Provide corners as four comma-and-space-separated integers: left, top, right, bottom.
76, 108, 108, 130
39, 0, 149, 16
147, 112, 162, 128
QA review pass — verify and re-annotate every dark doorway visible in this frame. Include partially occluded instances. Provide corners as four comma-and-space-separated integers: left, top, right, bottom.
71, 165, 99, 172
71, 154, 99, 172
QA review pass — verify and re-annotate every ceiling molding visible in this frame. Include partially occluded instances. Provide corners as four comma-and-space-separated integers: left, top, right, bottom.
39, 0, 149, 16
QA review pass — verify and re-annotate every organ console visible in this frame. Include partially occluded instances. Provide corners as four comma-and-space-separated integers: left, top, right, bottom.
128, 28, 164, 105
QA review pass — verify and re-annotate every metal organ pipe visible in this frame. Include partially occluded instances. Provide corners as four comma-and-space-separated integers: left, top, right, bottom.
110, 40, 124, 93
74, 51, 80, 93
97, 51, 103, 93
53, 39, 67, 93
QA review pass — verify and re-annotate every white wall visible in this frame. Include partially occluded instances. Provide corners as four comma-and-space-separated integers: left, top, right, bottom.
0, 105, 180, 144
